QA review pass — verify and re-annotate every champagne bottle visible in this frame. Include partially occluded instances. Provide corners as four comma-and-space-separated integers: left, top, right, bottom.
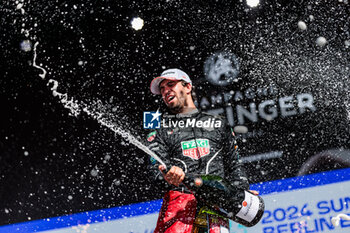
184, 174, 265, 227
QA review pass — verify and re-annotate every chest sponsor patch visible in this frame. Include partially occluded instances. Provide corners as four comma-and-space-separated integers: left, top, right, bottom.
181, 139, 210, 160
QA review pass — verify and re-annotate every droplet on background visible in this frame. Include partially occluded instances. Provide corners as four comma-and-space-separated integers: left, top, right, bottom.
16, 3, 24, 10
234, 125, 248, 134
114, 180, 121, 186
68, 195, 73, 200
90, 169, 98, 177
20, 40, 32, 52
246, 0, 260, 7
297, 21, 307, 30
316, 36, 327, 47
131, 17, 144, 31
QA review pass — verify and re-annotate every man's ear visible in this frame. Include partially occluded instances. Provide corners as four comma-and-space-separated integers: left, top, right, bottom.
184, 83, 192, 94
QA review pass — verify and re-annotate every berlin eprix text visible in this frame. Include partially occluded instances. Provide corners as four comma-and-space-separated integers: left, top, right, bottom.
262, 196, 350, 232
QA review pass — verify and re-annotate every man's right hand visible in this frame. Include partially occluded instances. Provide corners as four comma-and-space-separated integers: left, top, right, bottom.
159, 165, 185, 187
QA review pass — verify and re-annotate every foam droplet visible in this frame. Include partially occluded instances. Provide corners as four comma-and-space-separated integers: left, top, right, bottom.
16, 3, 24, 9
131, 17, 144, 30
298, 21, 307, 30
331, 217, 340, 227
90, 169, 98, 177
316, 37, 327, 47
20, 40, 32, 52
234, 125, 248, 134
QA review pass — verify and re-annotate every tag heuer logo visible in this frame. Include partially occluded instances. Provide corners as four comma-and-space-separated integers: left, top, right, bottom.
181, 139, 210, 160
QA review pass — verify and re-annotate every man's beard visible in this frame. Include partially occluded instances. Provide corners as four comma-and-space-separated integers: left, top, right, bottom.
166, 91, 186, 114
167, 99, 184, 114
168, 104, 183, 114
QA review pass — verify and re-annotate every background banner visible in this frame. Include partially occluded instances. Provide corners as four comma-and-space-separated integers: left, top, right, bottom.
1, 168, 349, 233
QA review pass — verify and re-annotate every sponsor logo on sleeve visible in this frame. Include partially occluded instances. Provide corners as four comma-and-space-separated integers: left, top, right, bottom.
147, 131, 157, 142
231, 128, 235, 137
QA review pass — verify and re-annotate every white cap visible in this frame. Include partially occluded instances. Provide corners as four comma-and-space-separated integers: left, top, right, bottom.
150, 68, 192, 95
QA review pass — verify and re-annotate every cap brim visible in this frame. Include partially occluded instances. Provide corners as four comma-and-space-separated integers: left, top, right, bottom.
150, 76, 177, 95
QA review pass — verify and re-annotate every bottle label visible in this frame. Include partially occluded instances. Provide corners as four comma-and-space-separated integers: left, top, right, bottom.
235, 191, 260, 222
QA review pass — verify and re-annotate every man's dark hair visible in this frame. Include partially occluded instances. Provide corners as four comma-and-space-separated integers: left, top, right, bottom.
181, 81, 197, 103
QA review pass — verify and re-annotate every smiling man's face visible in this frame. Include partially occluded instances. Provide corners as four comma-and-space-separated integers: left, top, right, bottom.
159, 79, 190, 113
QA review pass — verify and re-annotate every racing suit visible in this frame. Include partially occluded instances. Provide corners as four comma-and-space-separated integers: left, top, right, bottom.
147, 109, 249, 233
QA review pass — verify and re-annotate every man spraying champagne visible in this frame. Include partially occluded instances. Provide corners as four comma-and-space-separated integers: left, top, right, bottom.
146, 68, 263, 233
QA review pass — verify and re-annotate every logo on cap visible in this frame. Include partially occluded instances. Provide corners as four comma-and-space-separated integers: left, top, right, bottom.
162, 71, 175, 75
